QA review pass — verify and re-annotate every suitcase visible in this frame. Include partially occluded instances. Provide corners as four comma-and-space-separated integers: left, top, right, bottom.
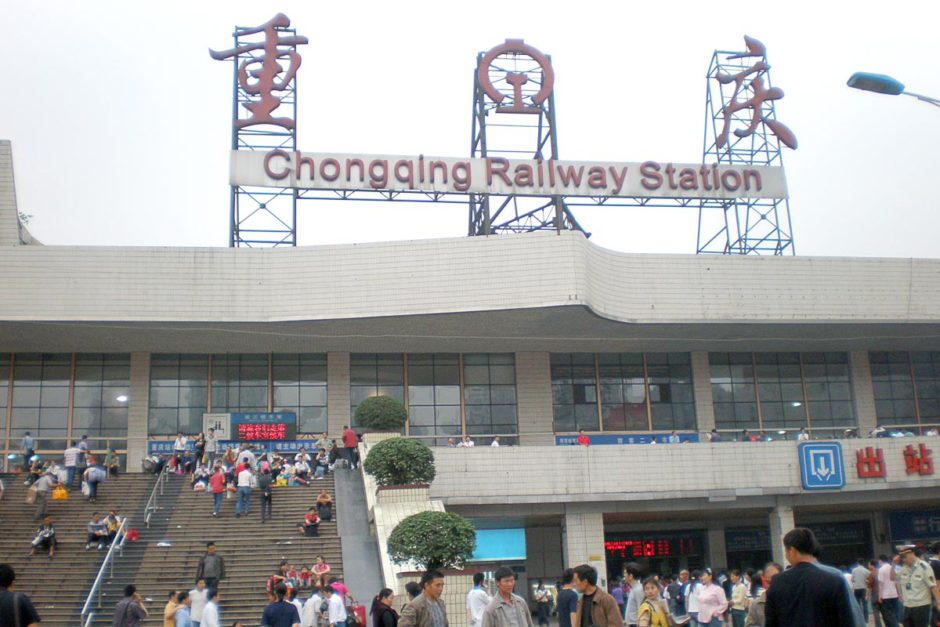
350, 603, 367, 627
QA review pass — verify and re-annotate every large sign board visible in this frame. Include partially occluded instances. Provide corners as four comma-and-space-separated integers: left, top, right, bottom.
232, 151, 788, 200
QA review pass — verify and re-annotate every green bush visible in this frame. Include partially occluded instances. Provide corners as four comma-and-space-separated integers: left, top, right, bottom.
387, 510, 476, 570
363, 437, 436, 486
354, 395, 408, 431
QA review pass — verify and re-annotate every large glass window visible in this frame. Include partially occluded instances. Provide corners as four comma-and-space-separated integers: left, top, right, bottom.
149, 354, 209, 435
551, 353, 599, 432
73, 354, 130, 438
711, 352, 855, 436
408, 354, 460, 437
11, 353, 71, 450
553, 353, 694, 433
870, 351, 940, 430
272, 354, 328, 433
350, 354, 405, 426
211, 354, 268, 413
463, 353, 517, 437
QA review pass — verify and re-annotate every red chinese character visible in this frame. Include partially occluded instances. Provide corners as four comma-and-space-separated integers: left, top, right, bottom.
856, 447, 886, 478
714, 36, 797, 150
210, 14, 309, 129
904, 443, 934, 476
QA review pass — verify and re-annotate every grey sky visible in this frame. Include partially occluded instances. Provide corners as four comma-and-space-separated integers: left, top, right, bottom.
2, 0, 939, 257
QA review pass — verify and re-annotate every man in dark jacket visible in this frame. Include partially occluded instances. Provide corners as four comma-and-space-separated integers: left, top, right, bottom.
259, 467, 274, 522
765, 528, 863, 627
195, 542, 226, 593
572, 564, 624, 627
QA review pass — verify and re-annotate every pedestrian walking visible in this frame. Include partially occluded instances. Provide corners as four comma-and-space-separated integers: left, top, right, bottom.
0, 564, 41, 626
572, 564, 623, 627
481, 566, 534, 627
372, 588, 399, 627
235, 462, 252, 517
20, 432, 34, 472
112, 584, 149, 627
896, 544, 940, 627
534, 580, 551, 627
195, 542, 225, 593
399, 570, 448, 627
466, 573, 491, 627
764, 528, 861, 627
259, 466, 274, 523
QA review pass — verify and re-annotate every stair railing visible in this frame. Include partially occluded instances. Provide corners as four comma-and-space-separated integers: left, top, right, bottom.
79, 515, 129, 627
144, 463, 169, 528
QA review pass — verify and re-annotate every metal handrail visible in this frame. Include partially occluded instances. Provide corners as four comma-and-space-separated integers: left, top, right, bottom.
144, 464, 169, 528
79, 516, 129, 627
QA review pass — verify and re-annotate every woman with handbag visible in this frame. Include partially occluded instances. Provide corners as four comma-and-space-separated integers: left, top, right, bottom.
637, 577, 673, 627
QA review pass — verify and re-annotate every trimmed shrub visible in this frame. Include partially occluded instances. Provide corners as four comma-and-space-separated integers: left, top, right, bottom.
363, 437, 435, 486
355, 395, 407, 431
387, 510, 476, 570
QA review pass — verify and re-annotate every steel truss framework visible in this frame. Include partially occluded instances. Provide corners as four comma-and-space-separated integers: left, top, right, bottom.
467, 46, 585, 236
227, 24, 300, 248
696, 48, 795, 255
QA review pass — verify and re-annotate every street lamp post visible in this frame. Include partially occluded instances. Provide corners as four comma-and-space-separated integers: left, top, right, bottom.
848, 72, 940, 108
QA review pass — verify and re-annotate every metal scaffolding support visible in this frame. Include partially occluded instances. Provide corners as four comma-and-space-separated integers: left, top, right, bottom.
468, 40, 586, 236
697, 39, 796, 255
212, 15, 305, 248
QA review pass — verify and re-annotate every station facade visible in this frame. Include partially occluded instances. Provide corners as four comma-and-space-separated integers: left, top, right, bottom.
2, 140, 940, 583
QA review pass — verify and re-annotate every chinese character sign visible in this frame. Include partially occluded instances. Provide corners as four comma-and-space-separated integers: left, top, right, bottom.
904, 443, 934, 476
856, 447, 886, 478
210, 13, 308, 129
714, 36, 797, 150
236, 422, 288, 441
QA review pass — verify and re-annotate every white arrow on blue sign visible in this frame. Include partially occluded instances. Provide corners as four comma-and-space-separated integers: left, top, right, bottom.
798, 442, 845, 490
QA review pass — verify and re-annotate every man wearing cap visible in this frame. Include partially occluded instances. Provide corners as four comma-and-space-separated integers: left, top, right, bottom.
896, 545, 940, 627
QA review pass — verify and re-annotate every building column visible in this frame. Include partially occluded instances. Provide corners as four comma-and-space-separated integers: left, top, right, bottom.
691, 352, 715, 435
705, 521, 728, 569
563, 511, 608, 586
849, 351, 877, 436
769, 501, 795, 566
327, 352, 350, 438
515, 352, 554, 446
126, 352, 151, 473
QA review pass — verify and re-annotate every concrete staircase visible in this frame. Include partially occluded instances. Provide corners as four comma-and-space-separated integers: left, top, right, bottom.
95, 472, 344, 626
0, 471, 157, 626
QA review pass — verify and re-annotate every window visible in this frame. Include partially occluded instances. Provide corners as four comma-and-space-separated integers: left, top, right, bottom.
463, 353, 518, 437
73, 354, 130, 438
711, 352, 855, 435
551, 353, 599, 432
553, 353, 695, 433
350, 354, 405, 426
871, 351, 940, 430
211, 354, 268, 413
408, 354, 460, 438
11, 354, 71, 450
272, 354, 327, 433
149, 354, 209, 435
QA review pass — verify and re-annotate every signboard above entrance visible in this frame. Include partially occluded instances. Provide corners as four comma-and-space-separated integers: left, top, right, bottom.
232, 150, 788, 200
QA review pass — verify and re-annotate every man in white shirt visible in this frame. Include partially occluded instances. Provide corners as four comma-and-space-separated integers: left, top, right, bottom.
457, 435, 475, 448
237, 444, 257, 468
326, 585, 347, 627
235, 464, 252, 518
490, 437, 501, 448
876, 554, 900, 627
189, 579, 208, 626
201, 589, 220, 627
205, 428, 218, 466
301, 588, 323, 627
63, 441, 82, 491
466, 573, 491, 627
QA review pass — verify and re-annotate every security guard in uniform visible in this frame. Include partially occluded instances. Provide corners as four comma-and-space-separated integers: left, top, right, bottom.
896, 544, 940, 627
